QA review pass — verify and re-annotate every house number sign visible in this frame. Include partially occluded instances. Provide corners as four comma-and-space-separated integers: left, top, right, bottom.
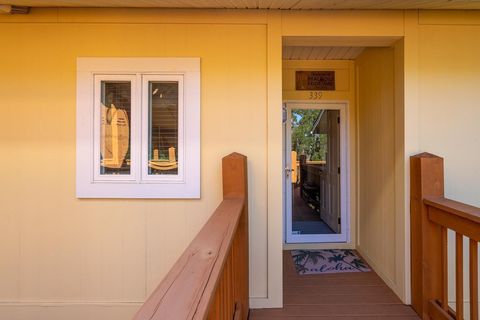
309, 91, 323, 100
296, 70, 335, 91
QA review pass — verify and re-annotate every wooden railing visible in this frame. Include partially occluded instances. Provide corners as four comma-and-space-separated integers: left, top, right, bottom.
411, 153, 480, 320
133, 153, 249, 320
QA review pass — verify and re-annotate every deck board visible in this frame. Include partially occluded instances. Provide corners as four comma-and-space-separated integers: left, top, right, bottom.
249, 251, 420, 319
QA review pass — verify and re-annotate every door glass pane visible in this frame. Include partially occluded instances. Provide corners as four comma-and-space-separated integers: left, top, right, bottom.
291, 109, 341, 235
148, 81, 179, 175
100, 81, 131, 175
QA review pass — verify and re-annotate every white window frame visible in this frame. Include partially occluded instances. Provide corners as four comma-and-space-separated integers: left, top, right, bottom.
76, 58, 200, 198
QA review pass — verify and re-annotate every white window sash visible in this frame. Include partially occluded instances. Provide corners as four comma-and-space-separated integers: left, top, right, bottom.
141, 74, 185, 183
93, 74, 139, 182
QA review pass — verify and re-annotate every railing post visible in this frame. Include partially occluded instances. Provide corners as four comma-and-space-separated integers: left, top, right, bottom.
222, 153, 249, 319
410, 153, 445, 318
223, 152, 248, 199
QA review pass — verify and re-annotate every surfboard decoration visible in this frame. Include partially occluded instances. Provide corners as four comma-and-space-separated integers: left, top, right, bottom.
100, 103, 130, 169
149, 146, 178, 171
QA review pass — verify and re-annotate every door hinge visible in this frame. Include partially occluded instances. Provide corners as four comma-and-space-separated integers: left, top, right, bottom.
338, 217, 341, 225
338, 167, 340, 174
337, 116, 340, 124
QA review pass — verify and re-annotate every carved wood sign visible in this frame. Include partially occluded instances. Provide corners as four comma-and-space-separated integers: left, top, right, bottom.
296, 71, 335, 91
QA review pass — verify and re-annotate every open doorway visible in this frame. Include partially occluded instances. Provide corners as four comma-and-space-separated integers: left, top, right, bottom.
280, 36, 407, 304
284, 102, 348, 243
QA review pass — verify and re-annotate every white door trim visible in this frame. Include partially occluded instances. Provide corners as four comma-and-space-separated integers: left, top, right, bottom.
284, 100, 350, 243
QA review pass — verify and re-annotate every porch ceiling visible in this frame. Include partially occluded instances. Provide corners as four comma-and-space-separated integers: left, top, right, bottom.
283, 46, 365, 60
282, 36, 401, 61
2, 0, 480, 9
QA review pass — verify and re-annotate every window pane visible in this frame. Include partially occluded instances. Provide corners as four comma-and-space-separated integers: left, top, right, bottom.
148, 81, 179, 175
100, 81, 131, 175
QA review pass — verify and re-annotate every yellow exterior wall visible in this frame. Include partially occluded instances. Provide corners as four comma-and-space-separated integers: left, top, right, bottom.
281, 10, 404, 37
417, 16, 480, 207
0, 9, 269, 319
417, 15, 480, 314
282, 59, 357, 251
1, 7, 480, 319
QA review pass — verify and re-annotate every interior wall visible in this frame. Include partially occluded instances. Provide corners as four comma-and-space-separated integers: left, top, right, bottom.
0, 9, 269, 319
355, 46, 405, 300
282, 59, 357, 250
417, 11, 480, 314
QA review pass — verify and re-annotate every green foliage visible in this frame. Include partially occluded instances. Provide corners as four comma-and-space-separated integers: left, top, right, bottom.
291, 109, 327, 161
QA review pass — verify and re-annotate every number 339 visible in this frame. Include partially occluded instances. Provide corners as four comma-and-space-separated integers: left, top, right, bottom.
309, 91, 323, 99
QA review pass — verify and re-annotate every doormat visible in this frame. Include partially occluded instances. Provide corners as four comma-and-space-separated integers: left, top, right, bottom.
291, 249, 371, 275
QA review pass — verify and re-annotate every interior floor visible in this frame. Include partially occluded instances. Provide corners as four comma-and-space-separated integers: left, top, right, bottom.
292, 185, 334, 234
249, 251, 419, 319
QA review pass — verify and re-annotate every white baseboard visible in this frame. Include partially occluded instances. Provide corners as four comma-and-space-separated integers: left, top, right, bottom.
0, 296, 284, 317
250, 296, 282, 309
0, 302, 141, 320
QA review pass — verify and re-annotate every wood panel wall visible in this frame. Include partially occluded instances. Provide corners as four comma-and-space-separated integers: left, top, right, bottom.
355, 47, 401, 296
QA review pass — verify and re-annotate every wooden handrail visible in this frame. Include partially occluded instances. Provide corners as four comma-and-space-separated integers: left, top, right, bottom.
133, 152, 249, 320
410, 153, 480, 320
424, 196, 480, 225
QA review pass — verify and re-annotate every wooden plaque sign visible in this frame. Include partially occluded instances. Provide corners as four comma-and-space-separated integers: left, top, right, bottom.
295, 71, 335, 91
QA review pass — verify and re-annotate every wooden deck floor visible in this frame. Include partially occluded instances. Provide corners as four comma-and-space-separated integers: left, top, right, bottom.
249, 251, 420, 320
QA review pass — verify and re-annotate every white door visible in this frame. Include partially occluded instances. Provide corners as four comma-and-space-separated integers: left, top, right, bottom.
284, 102, 348, 243
322, 110, 341, 233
